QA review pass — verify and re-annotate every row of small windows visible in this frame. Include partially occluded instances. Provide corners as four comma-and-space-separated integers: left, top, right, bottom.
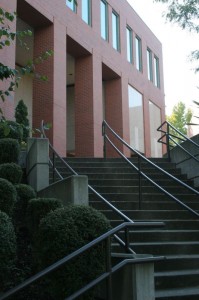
66, 0, 160, 88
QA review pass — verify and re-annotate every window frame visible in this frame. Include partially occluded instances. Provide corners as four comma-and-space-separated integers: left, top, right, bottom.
147, 48, 153, 82
66, 0, 77, 12
126, 25, 133, 63
154, 55, 160, 88
112, 10, 120, 51
100, 0, 108, 41
82, 0, 92, 26
135, 35, 142, 72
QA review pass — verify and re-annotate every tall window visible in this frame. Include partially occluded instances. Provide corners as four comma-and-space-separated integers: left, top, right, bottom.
128, 85, 145, 153
66, 0, 76, 12
147, 48, 153, 81
100, 0, 108, 40
126, 26, 133, 63
135, 36, 142, 71
112, 11, 120, 51
154, 56, 160, 87
82, 0, 91, 25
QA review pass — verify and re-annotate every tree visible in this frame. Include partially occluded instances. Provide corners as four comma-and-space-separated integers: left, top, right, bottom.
15, 99, 30, 142
167, 101, 192, 142
154, 0, 199, 71
0, 7, 53, 104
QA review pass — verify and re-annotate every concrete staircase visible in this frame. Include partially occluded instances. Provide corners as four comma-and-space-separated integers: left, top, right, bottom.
58, 157, 199, 299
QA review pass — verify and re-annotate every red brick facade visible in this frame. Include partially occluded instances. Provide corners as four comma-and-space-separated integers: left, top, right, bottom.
0, 0, 165, 157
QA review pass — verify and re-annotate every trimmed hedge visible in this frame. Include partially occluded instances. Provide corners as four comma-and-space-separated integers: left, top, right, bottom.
0, 211, 17, 292
0, 178, 17, 216
0, 138, 20, 164
0, 162, 23, 184
26, 198, 63, 236
14, 184, 36, 228
34, 205, 111, 299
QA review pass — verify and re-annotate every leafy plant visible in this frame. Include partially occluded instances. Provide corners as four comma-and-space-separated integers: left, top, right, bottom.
0, 178, 17, 216
0, 162, 23, 184
0, 138, 20, 163
34, 205, 111, 300
15, 100, 30, 142
0, 211, 17, 292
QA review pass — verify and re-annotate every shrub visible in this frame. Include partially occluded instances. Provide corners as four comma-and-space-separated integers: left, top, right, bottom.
13, 184, 36, 229
15, 99, 30, 142
0, 120, 23, 142
34, 205, 111, 300
26, 198, 63, 236
0, 178, 17, 216
0, 211, 17, 291
0, 162, 23, 184
0, 138, 20, 164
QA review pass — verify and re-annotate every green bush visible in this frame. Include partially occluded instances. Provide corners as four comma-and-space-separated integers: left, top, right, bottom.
0, 162, 23, 184
0, 178, 17, 216
0, 138, 20, 164
34, 205, 111, 300
15, 99, 30, 142
0, 120, 23, 142
26, 198, 63, 236
0, 211, 17, 292
13, 184, 36, 229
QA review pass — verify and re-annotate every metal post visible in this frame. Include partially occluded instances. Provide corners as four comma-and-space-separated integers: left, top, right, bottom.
102, 121, 106, 159
138, 156, 142, 210
124, 227, 130, 253
166, 123, 171, 161
52, 152, 55, 182
106, 236, 112, 300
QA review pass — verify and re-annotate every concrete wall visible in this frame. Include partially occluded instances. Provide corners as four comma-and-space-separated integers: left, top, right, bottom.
170, 134, 199, 186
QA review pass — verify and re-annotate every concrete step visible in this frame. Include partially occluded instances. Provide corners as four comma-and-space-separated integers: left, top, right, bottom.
155, 286, 199, 300
155, 269, 199, 290
155, 255, 199, 272
90, 200, 199, 211
99, 209, 195, 220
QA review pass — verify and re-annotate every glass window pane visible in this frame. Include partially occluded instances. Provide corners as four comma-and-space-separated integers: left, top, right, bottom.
154, 56, 160, 87
135, 36, 142, 71
112, 11, 120, 51
126, 26, 132, 63
149, 101, 162, 157
100, 1, 108, 40
147, 49, 153, 81
128, 85, 145, 153
66, 0, 76, 12
82, 0, 91, 25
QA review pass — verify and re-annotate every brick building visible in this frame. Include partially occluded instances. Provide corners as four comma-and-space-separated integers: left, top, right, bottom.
1, 0, 165, 157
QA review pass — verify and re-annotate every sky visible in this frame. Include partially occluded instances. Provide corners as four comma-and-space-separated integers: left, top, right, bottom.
127, 0, 199, 116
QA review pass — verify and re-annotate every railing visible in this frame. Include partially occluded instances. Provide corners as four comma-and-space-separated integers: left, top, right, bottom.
157, 120, 199, 163
102, 120, 199, 218
0, 222, 164, 300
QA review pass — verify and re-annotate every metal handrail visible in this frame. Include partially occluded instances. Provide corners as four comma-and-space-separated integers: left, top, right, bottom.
41, 121, 134, 224
157, 120, 199, 163
102, 120, 199, 218
0, 222, 164, 300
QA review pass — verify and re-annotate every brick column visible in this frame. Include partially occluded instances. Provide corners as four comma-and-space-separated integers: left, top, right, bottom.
33, 20, 66, 156
75, 52, 103, 157
0, 0, 17, 119
105, 78, 124, 157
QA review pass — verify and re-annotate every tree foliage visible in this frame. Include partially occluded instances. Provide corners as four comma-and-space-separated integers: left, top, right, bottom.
154, 0, 199, 71
0, 7, 53, 104
167, 101, 192, 141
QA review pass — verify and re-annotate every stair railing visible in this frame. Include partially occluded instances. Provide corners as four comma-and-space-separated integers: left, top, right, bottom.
102, 120, 199, 218
41, 121, 165, 253
157, 120, 199, 163
0, 222, 164, 300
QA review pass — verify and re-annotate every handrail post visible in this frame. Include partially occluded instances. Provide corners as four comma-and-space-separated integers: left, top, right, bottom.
52, 152, 55, 182
105, 236, 112, 300
124, 226, 130, 253
102, 121, 106, 159
138, 156, 142, 210
166, 123, 171, 161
